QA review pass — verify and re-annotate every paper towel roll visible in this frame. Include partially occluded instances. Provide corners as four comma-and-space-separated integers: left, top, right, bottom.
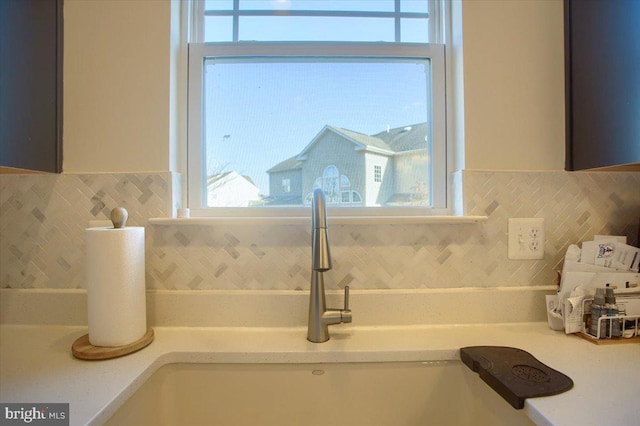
85, 226, 147, 347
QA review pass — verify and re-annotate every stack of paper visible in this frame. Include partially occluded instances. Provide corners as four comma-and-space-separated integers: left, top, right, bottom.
547, 236, 640, 333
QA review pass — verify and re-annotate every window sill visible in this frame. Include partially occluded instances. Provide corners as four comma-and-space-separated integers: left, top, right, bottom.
148, 215, 487, 226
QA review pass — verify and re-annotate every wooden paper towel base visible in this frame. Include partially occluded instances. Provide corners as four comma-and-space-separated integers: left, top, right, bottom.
72, 328, 154, 360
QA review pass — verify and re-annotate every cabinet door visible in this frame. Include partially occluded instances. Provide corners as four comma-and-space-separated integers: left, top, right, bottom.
565, 0, 640, 171
0, 0, 63, 173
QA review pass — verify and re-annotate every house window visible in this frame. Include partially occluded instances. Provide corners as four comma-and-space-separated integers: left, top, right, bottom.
310, 166, 358, 205
374, 165, 382, 183
322, 165, 340, 202
340, 191, 363, 205
282, 178, 291, 193
187, 0, 447, 215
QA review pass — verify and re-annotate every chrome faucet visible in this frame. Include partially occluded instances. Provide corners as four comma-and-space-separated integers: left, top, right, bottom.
307, 188, 352, 343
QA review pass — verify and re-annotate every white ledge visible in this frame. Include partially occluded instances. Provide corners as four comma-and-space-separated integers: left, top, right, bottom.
148, 215, 488, 226
0, 286, 554, 327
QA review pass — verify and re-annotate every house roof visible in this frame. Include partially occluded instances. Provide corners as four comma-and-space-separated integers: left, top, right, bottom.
373, 123, 428, 152
266, 155, 304, 174
327, 126, 394, 153
267, 123, 427, 174
330, 123, 427, 154
208, 171, 257, 187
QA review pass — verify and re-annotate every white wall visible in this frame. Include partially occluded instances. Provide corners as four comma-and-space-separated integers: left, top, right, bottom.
460, 0, 565, 171
63, 0, 174, 173
62, 0, 566, 173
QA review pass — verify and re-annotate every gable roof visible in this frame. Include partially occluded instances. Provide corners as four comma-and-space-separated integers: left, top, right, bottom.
327, 126, 394, 153
267, 123, 427, 174
373, 123, 428, 152
266, 155, 304, 174
208, 171, 257, 187
329, 123, 427, 154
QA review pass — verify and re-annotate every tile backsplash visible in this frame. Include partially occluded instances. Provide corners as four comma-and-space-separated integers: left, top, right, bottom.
1, 170, 638, 290
0, 173, 172, 289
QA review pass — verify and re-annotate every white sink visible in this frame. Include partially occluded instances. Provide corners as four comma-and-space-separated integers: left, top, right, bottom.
106, 361, 534, 426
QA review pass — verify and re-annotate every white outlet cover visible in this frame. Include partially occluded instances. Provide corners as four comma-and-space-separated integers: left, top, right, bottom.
508, 218, 545, 260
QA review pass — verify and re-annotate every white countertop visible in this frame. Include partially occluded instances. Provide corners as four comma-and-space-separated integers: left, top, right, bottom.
0, 323, 638, 426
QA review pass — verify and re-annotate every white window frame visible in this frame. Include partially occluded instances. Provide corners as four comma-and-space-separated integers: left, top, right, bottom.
190, 0, 441, 44
186, 2, 448, 218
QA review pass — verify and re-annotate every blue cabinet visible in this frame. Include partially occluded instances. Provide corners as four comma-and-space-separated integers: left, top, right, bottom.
564, 0, 640, 170
0, 0, 63, 173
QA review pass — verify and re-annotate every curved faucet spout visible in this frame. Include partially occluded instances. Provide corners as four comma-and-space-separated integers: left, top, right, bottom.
308, 189, 352, 343
311, 188, 332, 271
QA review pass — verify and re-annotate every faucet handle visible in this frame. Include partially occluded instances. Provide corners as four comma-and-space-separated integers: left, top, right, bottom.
341, 286, 352, 323
343, 286, 350, 312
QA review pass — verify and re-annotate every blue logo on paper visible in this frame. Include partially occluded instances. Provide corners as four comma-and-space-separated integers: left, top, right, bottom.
597, 243, 615, 259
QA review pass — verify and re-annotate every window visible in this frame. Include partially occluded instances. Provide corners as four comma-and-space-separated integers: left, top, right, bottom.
306, 165, 360, 206
374, 165, 382, 183
188, 0, 447, 216
282, 178, 291, 193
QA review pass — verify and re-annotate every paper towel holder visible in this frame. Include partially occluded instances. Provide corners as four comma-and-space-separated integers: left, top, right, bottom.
74, 206, 153, 360
111, 207, 128, 228
72, 329, 154, 361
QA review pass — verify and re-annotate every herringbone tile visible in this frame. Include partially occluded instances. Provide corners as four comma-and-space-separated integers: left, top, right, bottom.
1, 171, 638, 290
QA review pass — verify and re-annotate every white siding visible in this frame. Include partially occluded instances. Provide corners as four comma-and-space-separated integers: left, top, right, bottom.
364, 153, 392, 206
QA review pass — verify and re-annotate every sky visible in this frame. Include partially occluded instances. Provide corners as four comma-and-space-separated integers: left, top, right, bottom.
201, 0, 432, 196
204, 1, 429, 14
204, 59, 430, 195
204, 1, 430, 43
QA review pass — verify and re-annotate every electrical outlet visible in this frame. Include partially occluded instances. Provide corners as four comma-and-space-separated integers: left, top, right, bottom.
508, 218, 545, 260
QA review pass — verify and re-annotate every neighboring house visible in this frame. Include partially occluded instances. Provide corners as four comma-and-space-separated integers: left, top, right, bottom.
207, 171, 261, 207
266, 123, 429, 206
265, 155, 304, 206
